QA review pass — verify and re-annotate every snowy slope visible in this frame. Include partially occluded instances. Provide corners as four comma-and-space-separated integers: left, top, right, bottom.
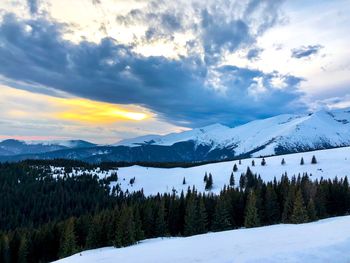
54, 215, 350, 263
47, 146, 350, 196
114, 146, 350, 196
115, 108, 350, 157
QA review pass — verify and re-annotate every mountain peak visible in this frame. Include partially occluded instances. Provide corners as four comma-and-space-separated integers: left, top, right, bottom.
198, 123, 230, 131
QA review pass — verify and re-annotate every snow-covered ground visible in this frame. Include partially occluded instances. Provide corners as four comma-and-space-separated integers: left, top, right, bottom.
49, 166, 118, 179
114, 146, 350, 196
46, 146, 350, 196
54, 215, 350, 263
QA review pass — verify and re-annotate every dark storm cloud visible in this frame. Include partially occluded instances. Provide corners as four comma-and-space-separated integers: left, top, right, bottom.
291, 45, 323, 59
200, 9, 251, 64
0, 1, 306, 128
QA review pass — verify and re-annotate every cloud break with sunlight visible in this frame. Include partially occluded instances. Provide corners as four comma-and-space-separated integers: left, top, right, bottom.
57, 98, 149, 124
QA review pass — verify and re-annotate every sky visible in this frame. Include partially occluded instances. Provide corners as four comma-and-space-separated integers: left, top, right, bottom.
0, 0, 349, 144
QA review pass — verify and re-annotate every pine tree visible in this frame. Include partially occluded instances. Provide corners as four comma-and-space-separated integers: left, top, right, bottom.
307, 198, 317, 221
115, 205, 136, 247
212, 197, 231, 231
239, 174, 245, 189
17, 235, 28, 263
261, 158, 266, 166
113, 211, 123, 248
86, 215, 100, 249
203, 172, 208, 182
252, 160, 255, 166
229, 172, 235, 187
133, 206, 145, 242
311, 155, 317, 164
154, 200, 167, 237
0, 234, 10, 263
239, 160, 242, 165
182, 177, 186, 185
196, 198, 208, 234
291, 190, 309, 224
184, 197, 197, 236
300, 157, 304, 165
281, 158, 286, 165
264, 184, 280, 224
59, 218, 77, 258
282, 188, 295, 223
233, 164, 238, 172
244, 191, 260, 228
142, 201, 154, 238
205, 173, 213, 191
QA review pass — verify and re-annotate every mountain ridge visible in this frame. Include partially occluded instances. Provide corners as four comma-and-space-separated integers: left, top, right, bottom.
1, 108, 350, 163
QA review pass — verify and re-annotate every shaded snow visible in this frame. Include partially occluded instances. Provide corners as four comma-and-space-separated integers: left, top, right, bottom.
54, 215, 350, 263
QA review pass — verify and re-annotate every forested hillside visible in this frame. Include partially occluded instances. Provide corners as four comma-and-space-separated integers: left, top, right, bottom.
0, 160, 349, 262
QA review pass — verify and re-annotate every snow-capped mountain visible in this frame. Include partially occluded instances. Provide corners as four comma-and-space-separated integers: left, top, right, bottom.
115, 108, 350, 157
0, 108, 349, 163
0, 139, 96, 156
115, 123, 231, 147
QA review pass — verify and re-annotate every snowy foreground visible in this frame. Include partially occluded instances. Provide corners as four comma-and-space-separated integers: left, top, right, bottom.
114, 147, 350, 196
55, 216, 350, 263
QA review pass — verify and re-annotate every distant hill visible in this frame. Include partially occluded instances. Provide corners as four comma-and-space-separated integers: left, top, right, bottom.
0, 139, 96, 156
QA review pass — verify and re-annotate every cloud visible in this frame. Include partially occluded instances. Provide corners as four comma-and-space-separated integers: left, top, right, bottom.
0, 85, 185, 143
27, 0, 39, 15
291, 44, 323, 59
116, 0, 284, 64
246, 48, 263, 61
0, 4, 306, 128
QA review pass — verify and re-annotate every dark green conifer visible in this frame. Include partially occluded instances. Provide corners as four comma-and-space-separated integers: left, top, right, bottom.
154, 200, 167, 237
114, 205, 135, 247
311, 155, 317, 164
212, 197, 231, 231
282, 187, 295, 223
0, 234, 10, 263
291, 190, 309, 224
203, 172, 208, 182
59, 218, 77, 258
184, 197, 197, 236
196, 198, 208, 234
17, 235, 28, 263
229, 172, 235, 187
244, 191, 260, 228
205, 173, 213, 191
307, 198, 317, 221
233, 164, 238, 172
264, 184, 280, 224
134, 206, 145, 242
